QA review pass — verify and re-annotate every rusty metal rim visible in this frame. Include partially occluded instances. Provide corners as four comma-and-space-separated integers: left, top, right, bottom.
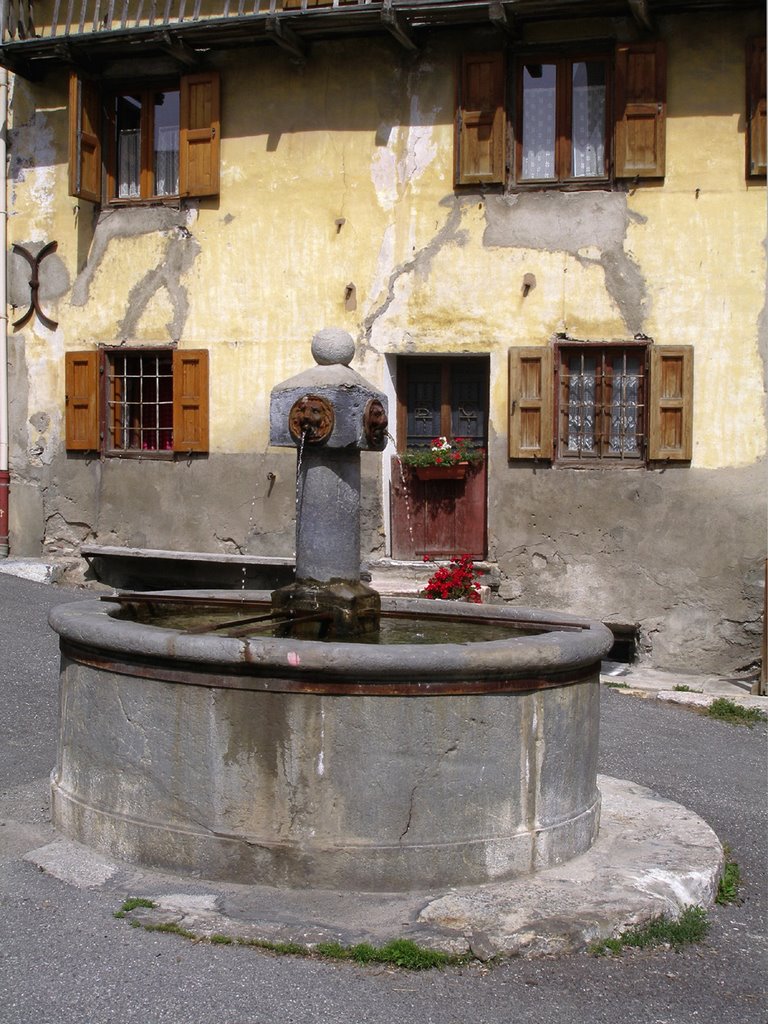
61, 639, 599, 696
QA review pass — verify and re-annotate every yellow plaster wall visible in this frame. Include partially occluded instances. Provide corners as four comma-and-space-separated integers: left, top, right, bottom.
6, 14, 766, 468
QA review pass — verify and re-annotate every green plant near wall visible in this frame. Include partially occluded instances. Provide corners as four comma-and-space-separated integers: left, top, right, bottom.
716, 846, 742, 905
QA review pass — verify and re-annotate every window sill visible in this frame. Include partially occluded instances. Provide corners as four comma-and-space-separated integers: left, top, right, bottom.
455, 180, 626, 196
553, 459, 647, 470
105, 197, 183, 209
104, 450, 177, 461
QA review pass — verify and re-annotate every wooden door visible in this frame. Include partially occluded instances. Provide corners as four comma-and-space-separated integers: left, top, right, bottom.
391, 358, 489, 559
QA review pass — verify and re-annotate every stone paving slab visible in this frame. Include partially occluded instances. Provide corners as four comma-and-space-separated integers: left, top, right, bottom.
22, 774, 723, 961
601, 668, 767, 708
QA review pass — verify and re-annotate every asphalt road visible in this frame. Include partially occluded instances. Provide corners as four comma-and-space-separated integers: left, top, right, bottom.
0, 573, 765, 1024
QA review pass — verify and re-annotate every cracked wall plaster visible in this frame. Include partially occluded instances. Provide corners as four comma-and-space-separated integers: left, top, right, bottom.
72, 207, 201, 341
361, 198, 468, 348
483, 192, 650, 336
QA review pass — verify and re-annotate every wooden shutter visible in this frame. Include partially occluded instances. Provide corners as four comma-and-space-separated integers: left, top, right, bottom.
179, 72, 220, 198
747, 37, 766, 177
68, 73, 102, 202
173, 350, 209, 453
648, 346, 693, 461
508, 347, 553, 460
65, 351, 99, 451
615, 41, 666, 178
456, 52, 506, 186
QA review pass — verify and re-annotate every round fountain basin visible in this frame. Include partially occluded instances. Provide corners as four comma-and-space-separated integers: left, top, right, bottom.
49, 593, 613, 891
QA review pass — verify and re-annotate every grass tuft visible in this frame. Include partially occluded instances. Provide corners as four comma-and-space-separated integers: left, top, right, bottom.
119, 897, 156, 913
115, 901, 463, 968
716, 850, 741, 905
706, 698, 766, 727
673, 684, 696, 692
142, 922, 198, 940
590, 906, 709, 956
605, 681, 629, 690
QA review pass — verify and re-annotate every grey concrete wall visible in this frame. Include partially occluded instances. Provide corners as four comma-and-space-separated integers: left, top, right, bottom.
487, 439, 765, 674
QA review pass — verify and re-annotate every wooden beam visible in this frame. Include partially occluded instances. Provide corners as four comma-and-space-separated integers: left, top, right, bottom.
0, 48, 42, 80
265, 15, 307, 63
489, 0, 515, 38
627, 0, 655, 31
159, 30, 202, 67
51, 40, 98, 73
382, 0, 418, 52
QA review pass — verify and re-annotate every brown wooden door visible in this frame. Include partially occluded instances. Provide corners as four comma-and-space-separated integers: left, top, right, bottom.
391, 357, 489, 559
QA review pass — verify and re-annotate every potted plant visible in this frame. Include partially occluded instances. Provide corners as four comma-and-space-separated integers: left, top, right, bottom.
399, 436, 484, 480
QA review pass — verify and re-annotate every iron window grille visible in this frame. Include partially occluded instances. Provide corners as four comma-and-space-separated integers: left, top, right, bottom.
105, 350, 174, 453
556, 344, 647, 461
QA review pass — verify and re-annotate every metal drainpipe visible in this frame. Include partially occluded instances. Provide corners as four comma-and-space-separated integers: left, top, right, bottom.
0, 65, 8, 558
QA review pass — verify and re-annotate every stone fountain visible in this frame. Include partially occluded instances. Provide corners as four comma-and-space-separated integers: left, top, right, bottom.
49, 330, 613, 892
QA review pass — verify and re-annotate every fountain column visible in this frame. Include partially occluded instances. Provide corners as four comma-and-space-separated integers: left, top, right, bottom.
269, 329, 388, 637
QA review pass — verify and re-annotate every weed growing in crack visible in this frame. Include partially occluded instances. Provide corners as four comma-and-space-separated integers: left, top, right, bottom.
115, 902, 464, 969
114, 897, 156, 918
589, 906, 709, 956
706, 698, 766, 727
716, 847, 742, 905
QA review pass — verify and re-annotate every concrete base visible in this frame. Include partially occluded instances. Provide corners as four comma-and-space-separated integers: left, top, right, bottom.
27, 775, 724, 960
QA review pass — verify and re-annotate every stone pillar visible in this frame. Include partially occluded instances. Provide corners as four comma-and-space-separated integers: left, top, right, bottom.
269, 329, 388, 637
296, 449, 360, 583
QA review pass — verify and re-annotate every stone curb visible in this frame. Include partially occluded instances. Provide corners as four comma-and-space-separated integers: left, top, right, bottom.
22, 774, 723, 961
601, 678, 768, 710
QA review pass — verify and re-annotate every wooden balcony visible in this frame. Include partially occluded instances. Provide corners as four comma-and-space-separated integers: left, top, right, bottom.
0, 0, 758, 78
0, 0, 509, 76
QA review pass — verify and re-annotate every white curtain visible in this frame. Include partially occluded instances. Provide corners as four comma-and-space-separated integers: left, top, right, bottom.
572, 66, 606, 178
118, 128, 141, 199
155, 125, 179, 197
567, 353, 597, 451
521, 66, 556, 180
609, 354, 642, 453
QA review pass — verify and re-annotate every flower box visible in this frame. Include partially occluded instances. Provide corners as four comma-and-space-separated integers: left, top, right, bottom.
399, 437, 484, 475
415, 463, 468, 481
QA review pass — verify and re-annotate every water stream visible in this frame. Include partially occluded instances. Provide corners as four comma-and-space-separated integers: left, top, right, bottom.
387, 431, 415, 550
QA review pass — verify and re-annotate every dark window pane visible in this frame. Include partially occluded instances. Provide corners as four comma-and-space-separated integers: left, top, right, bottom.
107, 352, 174, 452
406, 363, 441, 446
116, 94, 142, 199
153, 90, 179, 197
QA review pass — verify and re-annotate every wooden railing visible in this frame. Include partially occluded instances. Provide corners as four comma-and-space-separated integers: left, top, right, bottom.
2, 0, 382, 42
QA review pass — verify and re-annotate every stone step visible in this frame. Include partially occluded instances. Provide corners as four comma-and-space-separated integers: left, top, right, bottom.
367, 558, 498, 601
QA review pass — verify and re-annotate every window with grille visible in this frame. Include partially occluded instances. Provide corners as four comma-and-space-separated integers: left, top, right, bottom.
106, 351, 175, 452
508, 342, 692, 464
556, 344, 647, 461
65, 347, 209, 455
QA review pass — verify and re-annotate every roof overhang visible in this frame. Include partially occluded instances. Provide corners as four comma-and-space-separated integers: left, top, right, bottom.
0, 0, 763, 79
